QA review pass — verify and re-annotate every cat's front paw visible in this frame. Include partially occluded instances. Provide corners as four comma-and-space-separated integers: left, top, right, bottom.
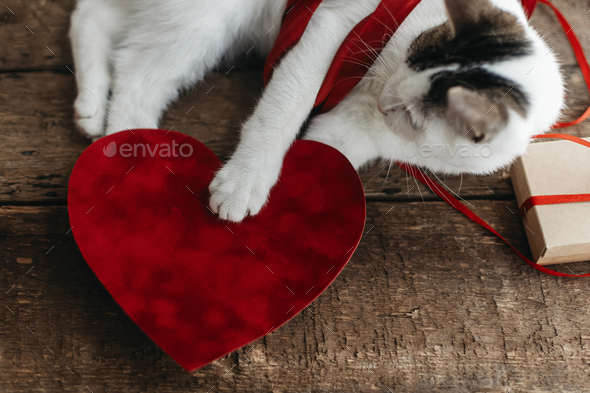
74, 90, 106, 139
209, 157, 278, 222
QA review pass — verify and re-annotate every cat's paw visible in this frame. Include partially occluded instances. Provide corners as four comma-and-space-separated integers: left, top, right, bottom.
209, 156, 278, 222
74, 90, 106, 139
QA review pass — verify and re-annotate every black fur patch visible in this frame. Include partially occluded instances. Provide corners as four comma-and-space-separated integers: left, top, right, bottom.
409, 34, 532, 71
424, 68, 529, 114
408, 24, 532, 71
407, 0, 533, 72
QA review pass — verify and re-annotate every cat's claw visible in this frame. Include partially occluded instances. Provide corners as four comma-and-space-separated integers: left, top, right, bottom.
208, 158, 277, 222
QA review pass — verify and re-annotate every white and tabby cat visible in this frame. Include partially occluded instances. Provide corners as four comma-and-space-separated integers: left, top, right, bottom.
70, 0, 564, 222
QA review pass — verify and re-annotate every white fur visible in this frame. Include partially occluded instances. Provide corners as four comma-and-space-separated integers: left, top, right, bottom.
70, 0, 565, 222
307, 0, 564, 175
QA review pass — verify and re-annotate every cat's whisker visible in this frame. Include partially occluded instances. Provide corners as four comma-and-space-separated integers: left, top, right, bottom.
328, 67, 388, 85
363, 77, 388, 86
336, 75, 375, 83
346, 29, 383, 68
341, 58, 377, 69
346, 45, 381, 61
363, 39, 399, 48
357, 42, 398, 77
348, 37, 398, 83
349, 47, 383, 57
380, 3, 401, 30
381, 156, 395, 190
410, 166, 426, 206
345, 36, 376, 60
347, 46, 396, 82
405, 165, 410, 195
344, 59, 387, 80
341, 59, 391, 81
369, 161, 391, 180
335, 75, 388, 90
345, 48, 395, 79
430, 171, 474, 207
377, 32, 402, 70
359, 15, 399, 73
352, 31, 383, 66
418, 167, 448, 205
369, 13, 396, 36
356, 43, 397, 72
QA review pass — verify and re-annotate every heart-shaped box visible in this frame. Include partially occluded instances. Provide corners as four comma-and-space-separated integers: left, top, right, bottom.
68, 129, 366, 370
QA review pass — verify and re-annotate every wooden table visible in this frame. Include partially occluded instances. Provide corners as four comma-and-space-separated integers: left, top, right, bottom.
1, 1, 590, 391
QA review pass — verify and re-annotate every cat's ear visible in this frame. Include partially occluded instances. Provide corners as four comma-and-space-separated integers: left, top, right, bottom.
444, 0, 496, 36
446, 86, 508, 143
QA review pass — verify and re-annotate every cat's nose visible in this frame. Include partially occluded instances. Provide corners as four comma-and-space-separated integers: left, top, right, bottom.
471, 132, 485, 143
447, 87, 509, 144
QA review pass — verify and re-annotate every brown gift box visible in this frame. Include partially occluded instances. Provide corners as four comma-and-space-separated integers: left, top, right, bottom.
510, 137, 590, 265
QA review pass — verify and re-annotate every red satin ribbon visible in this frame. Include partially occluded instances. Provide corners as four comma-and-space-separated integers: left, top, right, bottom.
263, 0, 322, 86
518, 133, 590, 217
263, 0, 421, 113
520, 0, 538, 18
537, 0, 590, 128
519, 194, 590, 217
396, 133, 590, 278
265, 0, 590, 276
398, 0, 590, 276
317, 0, 421, 113
395, 134, 590, 278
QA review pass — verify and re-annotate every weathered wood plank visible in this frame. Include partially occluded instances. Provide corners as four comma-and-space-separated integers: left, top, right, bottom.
0, 0, 75, 71
1, 65, 589, 204
529, 0, 590, 68
1, 203, 589, 392
2, 1, 590, 391
0, 69, 259, 203
0, 0, 587, 72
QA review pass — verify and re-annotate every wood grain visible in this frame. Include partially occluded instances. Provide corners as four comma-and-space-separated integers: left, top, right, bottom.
1, 203, 589, 392
0, 0, 75, 71
2, 0, 590, 391
0, 64, 588, 204
0, 0, 588, 72
1, 0, 589, 203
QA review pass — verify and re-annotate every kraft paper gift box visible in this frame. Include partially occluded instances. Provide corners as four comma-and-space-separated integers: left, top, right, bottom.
510, 137, 590, 265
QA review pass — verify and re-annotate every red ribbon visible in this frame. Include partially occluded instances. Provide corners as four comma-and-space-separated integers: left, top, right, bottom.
396, 132, 590, 278
537, 0, 590, 128
401, 0, 590, 277
264, 0, 322, 86
518, 134, 590, 218
263, 0, 421, 113
265, 0, 590, 276
520, 194, 590, 217
520, 0, 538, 18
395, 136, 590, 278
317, 0, 421, 113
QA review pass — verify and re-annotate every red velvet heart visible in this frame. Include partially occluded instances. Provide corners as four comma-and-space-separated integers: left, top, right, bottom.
68, 129, 366, 371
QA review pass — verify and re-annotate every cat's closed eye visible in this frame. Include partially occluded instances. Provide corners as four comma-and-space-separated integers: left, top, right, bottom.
372, 0, 563, 175
70, 0, 566, 221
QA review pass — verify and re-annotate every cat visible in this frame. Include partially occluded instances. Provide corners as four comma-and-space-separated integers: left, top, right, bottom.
70, 0, 564, 222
